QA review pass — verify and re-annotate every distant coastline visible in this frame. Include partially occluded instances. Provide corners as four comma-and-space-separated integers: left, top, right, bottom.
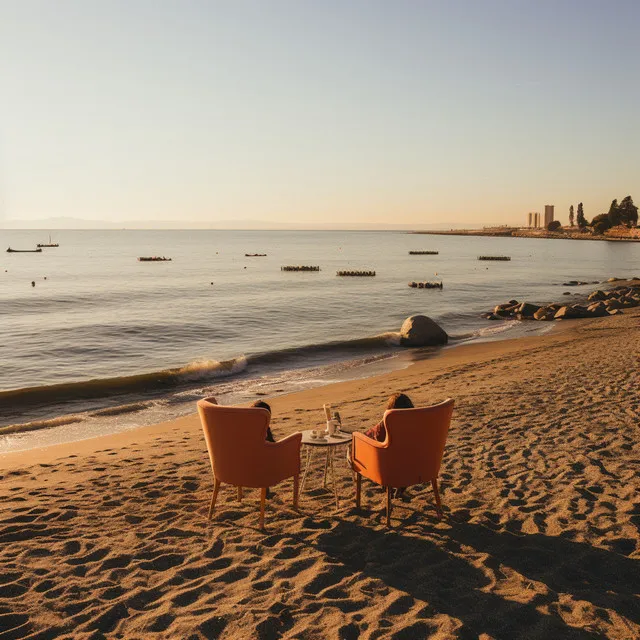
411, 227, 640, 242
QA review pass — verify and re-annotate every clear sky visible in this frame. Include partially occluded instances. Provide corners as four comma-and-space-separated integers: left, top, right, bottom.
1, 0, 639, 227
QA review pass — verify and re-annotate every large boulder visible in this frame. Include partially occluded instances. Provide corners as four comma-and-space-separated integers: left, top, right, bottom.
400, 315, 448, 346
533, 307, 555, 321
586, 302, 609, 317
494, 302, 518, 316
620, 296, 639, 308
554, 305, 590, 320
516, 302, 541, 318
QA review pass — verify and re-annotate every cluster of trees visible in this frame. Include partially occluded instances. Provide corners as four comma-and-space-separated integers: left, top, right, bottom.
565, 196, 637, 233
561, 203, 586, 230
590, 196, 638, 234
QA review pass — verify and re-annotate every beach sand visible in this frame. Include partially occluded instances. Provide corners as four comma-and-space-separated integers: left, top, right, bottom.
1, 308, 638, 639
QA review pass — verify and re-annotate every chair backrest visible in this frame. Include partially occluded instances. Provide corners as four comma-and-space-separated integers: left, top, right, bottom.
382, 398, 454, 486
197, 397, 273, 485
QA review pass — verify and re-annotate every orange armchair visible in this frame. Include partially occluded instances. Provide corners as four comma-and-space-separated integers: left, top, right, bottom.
351, 398, 454, 526
197, 397, 302, 528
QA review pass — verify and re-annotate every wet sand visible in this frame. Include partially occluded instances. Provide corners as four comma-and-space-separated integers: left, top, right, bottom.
0, 308, 638, 639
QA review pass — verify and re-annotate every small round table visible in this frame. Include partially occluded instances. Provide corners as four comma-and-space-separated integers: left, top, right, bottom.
300, 430, 352, 509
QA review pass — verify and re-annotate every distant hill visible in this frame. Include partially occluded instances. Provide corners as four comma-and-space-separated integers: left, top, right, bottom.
1, 217, 492, 230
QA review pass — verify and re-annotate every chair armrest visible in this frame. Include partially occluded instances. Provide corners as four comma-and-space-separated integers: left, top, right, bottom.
264, 432, 302, 479
351, 431, 389, 485
352, 431, 387, 449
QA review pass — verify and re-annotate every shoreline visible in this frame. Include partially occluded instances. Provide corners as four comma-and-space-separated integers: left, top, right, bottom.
3, 275, 633, 449
412, 228, 640, 242
3, 272, 636, 453
0, 315, 589, 469
0, 317, 551, 456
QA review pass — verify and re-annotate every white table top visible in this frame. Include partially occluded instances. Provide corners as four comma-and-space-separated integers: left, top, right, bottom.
300, 429, 352, 446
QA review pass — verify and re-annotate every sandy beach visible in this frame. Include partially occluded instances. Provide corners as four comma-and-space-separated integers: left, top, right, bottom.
1, 306, 638, 639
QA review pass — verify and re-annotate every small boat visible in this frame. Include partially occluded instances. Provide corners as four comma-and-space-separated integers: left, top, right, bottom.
245, 253, 267, 257
7, 247, 42, 253
37, 235, 59, 248
138, 256, 172, 262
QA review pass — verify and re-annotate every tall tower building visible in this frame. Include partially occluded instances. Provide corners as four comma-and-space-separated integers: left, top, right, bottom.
527, 212, 533, 228
544, 205, 555, 227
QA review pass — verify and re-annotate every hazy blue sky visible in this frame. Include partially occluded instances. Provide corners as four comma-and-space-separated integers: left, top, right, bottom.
1, 0, 639, 227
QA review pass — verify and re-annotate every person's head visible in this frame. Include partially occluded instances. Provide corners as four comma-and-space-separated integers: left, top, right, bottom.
386, 393, 414, 410
252, 400, 271, 413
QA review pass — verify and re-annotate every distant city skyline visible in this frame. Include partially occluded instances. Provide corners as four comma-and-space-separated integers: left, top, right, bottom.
1, 1, 639, 227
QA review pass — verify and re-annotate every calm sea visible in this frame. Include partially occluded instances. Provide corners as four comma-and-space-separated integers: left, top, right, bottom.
1, 229, 638, 451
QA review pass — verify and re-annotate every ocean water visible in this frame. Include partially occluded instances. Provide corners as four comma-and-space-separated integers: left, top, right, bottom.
1, 229, 638, 451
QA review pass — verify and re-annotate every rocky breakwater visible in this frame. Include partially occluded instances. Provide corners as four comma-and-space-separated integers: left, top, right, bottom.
481, 280, 640, 322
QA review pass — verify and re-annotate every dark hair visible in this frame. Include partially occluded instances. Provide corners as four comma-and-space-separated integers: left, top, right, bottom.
252, 400, 271, 413
386, 393, 414, 410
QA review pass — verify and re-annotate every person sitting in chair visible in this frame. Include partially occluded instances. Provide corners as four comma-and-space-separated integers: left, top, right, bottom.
251, 400, 276, 442
250, 400, 278, 498
349, 392, 414, 499
365, 392, 414, 442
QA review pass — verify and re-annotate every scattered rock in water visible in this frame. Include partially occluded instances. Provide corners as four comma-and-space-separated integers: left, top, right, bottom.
555, 305, 590, 320
587, 302, 609, 317
533, 307, 555, 321
515, 302, 541, 318
494, 302, 519, 317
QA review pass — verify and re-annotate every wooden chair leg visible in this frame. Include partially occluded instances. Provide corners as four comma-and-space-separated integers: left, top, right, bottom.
293, 474, 299, 510
386, 486, 392, 527
259, 487, 267, 529
237, 486, 243, 502
355, 473, 362, 509
431, 478, 443, 519
208, 478, 221, 520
